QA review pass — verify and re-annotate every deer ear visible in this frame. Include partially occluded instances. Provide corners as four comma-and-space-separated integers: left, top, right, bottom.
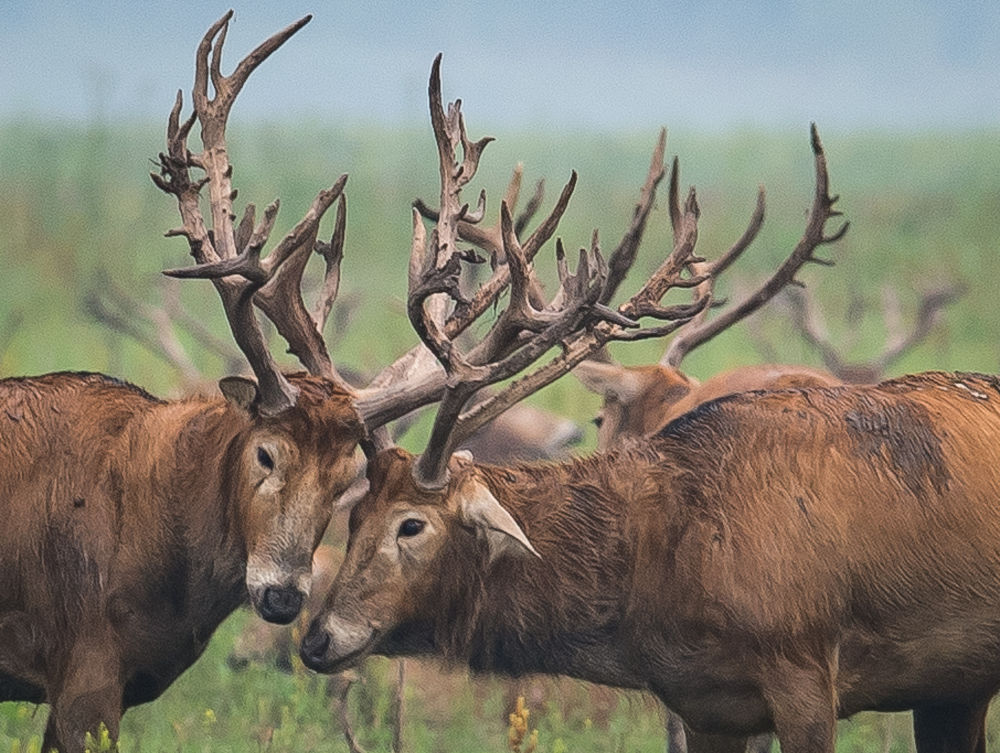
573, 360, 643, 402
219, 376, 259, 411
456, 479, 540, 561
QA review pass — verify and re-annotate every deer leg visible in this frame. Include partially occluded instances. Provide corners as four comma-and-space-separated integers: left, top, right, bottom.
912, 699, 988, 753
43, 635, 122, 753
759, 655, 836, 753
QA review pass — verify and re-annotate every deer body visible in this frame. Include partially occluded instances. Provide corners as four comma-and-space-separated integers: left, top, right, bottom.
0, 372, 362, 751
305, 371, 1000, 752
576, 360, 840, 446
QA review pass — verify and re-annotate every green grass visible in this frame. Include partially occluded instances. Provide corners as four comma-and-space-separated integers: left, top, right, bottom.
3, 118, 1000, 750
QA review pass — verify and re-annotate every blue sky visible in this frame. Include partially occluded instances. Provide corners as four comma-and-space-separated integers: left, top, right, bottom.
2, 1, 998, 131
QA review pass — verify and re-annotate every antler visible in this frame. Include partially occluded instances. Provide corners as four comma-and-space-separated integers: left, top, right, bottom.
151, 12, 354, 414
785, 283, 966, 383
660, 123, 848, 368
409, 189, 707, 488
352, 56, 577, 432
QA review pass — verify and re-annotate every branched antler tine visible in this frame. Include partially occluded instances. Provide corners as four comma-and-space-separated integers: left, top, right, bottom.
163, 244, 268, 282
555, 240, 570, 290
157, 13, 325, 415
208, 15, 229, 98
408, 209, 429, 297
503, 206, 535, 320
427, 55, 494, 267
662, 183, 764, 349
407, 251, 467, 368
439, 172, 577, 340
463, 190, 488, 224
263, 175, 348, 275
312, 193, 347, 332
192, 12, 313, 264
217, 14, 313, 118
192, 12, 231, 111
247, 199, 280, 253
602, 129, 667, 304
622, 187, 700, 321
661, 124, 847, 369
251, 178, 352, 388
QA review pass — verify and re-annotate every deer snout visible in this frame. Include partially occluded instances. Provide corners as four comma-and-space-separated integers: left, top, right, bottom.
246, 554, 312, 623
299, 624, 332, 671
299, 613, 376, 674
258, 585, 304, 624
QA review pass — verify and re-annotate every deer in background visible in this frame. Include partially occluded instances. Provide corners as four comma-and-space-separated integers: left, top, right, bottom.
574, 146, 845, 450
0, 14, 467, 752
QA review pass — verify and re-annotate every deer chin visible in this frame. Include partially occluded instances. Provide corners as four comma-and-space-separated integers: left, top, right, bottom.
299, 614, 380, 674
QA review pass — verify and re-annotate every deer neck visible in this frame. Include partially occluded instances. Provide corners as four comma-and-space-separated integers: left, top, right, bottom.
441, 453, 660, 689
125, 397, 250, 614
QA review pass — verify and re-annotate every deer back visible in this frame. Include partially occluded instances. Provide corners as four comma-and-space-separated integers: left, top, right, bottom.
576, 360, 840, 448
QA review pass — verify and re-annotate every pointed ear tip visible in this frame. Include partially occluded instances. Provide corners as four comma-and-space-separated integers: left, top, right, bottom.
218, 375, 259, 410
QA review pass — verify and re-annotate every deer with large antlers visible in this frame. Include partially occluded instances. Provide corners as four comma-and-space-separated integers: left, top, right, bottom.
300, 67, 1000, 753
575, 131, 846, 450
0, 13, 445, 752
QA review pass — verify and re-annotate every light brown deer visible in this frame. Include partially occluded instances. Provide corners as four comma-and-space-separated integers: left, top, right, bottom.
0, 14, 454, 752
574, 146, 845, 450
305, 368, 1000, 753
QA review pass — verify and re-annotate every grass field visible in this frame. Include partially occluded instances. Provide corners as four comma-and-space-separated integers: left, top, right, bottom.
2, 116, 1000, 751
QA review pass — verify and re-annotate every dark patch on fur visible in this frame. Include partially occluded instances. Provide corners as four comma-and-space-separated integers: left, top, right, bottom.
796, 496, 811, 522
843, 398, 950, 498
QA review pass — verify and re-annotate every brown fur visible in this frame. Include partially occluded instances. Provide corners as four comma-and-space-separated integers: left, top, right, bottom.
579, 362, 840, 449
304, 371, 1000, 753
0, 371, 363, 752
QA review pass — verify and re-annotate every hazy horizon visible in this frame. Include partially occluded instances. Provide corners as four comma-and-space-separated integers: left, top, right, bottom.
2, 1, 998, 134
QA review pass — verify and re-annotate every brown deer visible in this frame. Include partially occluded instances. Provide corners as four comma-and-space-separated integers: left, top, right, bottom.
574, 147, 845, 450
304, 369, 1000, 753
302, 119, 1000, 752
0, 14, 456, 752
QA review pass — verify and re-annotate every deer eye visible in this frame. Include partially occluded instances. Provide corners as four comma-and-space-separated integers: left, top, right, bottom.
256, 446, 275, 471
592, 415, 604, 429
398, 519, 425, 538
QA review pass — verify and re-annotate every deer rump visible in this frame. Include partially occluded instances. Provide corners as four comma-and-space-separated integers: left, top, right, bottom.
641, 371, 1000, 732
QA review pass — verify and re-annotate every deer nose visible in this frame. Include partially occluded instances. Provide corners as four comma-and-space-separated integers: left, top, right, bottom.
300, 626, 331, 670
260, 586, 304, 624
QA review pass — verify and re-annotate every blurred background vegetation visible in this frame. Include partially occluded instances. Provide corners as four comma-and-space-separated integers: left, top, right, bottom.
2, 111, 1000, 751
